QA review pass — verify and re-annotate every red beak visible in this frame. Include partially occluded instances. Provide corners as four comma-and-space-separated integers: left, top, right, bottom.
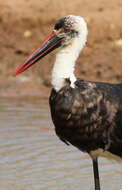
13, 31, 61, 76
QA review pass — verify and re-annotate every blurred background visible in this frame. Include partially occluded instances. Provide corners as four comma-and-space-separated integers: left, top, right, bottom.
0, 0, 122, 96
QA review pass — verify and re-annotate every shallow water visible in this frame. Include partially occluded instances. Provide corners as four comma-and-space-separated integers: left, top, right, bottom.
0, 96, 122, 190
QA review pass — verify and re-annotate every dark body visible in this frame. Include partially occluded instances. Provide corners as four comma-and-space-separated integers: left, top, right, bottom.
49, 79, 122, 158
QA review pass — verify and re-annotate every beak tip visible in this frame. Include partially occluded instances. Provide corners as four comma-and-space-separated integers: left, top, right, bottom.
13, 71, 19, 77
13, 73, 16, 77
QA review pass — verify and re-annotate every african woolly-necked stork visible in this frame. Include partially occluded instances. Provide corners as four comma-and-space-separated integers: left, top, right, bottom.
13, 15, 122, 190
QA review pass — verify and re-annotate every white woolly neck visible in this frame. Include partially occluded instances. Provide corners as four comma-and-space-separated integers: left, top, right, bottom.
51, 16, 88, 92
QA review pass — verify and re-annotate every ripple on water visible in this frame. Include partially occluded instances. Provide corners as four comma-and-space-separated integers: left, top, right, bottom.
0, 97, 122, 190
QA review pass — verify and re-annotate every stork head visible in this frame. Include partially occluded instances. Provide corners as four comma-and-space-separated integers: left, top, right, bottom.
13, 15, 88, 76
54, 15, 88, 47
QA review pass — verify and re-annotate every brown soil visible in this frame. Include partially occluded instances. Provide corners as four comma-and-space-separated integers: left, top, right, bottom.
0, 0, 122, 97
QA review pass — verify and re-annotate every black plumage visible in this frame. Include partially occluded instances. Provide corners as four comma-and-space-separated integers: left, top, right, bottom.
49, 79, 122, 157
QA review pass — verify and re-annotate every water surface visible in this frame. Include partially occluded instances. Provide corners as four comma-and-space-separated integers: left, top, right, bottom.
0, 96, 122, 190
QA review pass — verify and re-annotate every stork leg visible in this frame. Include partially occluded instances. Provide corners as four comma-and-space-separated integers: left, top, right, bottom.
92, 158, 101, 190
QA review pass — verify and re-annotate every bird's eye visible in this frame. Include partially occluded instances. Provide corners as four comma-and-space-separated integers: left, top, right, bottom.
64, 28, 70, 33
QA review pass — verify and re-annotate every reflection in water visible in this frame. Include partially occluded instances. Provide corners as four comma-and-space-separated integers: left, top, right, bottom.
0, 96, 122, 190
